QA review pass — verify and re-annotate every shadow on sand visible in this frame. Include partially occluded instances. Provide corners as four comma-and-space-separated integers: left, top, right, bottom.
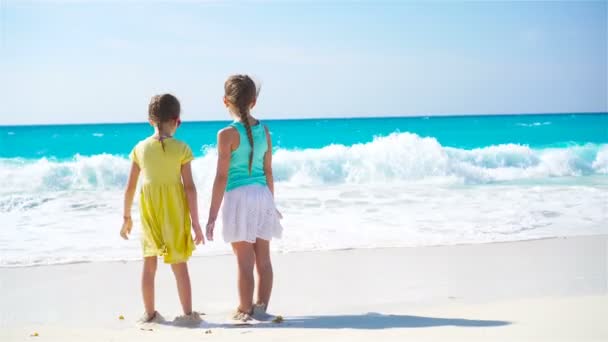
222, 312, 511, 330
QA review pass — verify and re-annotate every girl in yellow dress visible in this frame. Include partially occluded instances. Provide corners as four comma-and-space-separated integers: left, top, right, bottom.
120, 94, 204, 323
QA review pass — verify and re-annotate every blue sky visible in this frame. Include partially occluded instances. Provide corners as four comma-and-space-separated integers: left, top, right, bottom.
0, 1, 606, 125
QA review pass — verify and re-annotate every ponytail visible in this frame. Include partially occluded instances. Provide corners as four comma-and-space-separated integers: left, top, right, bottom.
237, 106, 254, 174
224, 74, 258, 175
159, 135, 166, 152
148, 94, 181, 153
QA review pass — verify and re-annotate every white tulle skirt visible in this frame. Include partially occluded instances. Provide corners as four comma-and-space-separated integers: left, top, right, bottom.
221, 184, 283, 243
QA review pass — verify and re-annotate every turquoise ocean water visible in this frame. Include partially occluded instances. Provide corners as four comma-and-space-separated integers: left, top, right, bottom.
1, 113, 607, 159
1, 113, 607, 266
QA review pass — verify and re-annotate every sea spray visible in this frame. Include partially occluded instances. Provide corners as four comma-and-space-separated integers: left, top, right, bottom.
1, 133, 606, 193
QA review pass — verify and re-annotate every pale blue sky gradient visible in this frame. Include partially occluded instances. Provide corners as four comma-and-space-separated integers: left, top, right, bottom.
0, 1, 606, 125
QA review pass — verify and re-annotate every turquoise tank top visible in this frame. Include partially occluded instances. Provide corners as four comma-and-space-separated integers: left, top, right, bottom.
226, 121, 269, 191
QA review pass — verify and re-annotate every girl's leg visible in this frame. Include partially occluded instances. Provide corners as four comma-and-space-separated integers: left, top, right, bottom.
231, 242, 255, 313
142, 256, 158, 316
171, 262, 193, 315
253, 238, 273, 308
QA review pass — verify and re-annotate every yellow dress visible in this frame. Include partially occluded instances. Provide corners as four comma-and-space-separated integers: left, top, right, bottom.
130, 137, 195, 264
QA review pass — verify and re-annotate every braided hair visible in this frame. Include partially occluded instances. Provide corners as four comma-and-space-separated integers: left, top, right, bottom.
224, 75, 258, 174
148, 94, 180, 151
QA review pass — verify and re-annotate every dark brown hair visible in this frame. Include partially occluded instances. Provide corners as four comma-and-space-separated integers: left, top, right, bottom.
148, 94, 180, 151
224, 75, 258, 174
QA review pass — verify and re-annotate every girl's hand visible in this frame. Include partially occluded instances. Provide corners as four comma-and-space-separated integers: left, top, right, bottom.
206, 221, 215, 242
120, 217, 132, 240
192, 222, 204, 245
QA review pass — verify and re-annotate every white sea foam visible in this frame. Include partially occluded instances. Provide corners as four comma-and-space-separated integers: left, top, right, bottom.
1, 133, 606, 193
591, 145, 608, 174
1, 132, 607, 267
0, 154, 131, 194
516, 121, 552, 127
1, 182, 606, 267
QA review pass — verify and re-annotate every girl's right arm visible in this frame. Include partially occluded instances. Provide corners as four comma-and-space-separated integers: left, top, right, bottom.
181, 162, 204, 245
120, 162, 140, 239
263, 126, 282, 219
206, 128, 233, 241
263, 125, 275, 196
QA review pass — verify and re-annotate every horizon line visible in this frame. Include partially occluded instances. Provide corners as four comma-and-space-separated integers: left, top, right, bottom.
1, 111, 606, 128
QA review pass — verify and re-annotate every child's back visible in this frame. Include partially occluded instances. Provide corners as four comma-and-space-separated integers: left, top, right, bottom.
131, 136, 195, 263
225, 121, 267, 191
132, 137, 193, 185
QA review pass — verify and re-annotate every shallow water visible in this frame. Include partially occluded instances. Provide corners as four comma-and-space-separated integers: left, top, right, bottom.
1, 113, 607, 266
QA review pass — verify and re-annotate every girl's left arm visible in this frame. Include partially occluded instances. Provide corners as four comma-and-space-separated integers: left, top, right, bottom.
121, 162, 140, 239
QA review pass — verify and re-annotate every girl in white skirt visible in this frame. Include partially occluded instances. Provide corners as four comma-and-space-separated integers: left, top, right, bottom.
206, 74, 283, 322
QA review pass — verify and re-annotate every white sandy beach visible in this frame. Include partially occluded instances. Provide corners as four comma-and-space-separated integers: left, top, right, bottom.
1, 235, 607, 341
